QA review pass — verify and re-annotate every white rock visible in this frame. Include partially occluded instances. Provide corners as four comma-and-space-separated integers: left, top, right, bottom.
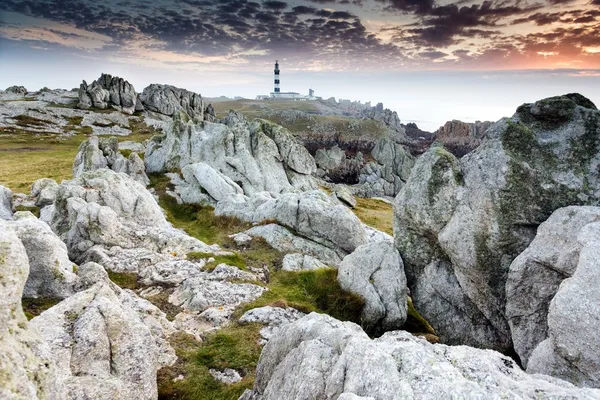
209, 368, 242, 385
0, 184, 13, 220
31, 178, 59, 207
182, 162, 243, 202
282, 253, 328, 271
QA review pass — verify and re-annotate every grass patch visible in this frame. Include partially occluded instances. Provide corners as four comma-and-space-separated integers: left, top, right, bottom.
13, 115, 50, 127
107, 271, 139, 290
238, 268, 364, 324
145, 290, 182, 321
22, 297, 61, 320
353, 197, 393, 235
188, 252, 247, 271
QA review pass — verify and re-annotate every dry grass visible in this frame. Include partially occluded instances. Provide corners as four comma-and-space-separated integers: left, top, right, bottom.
353, 197, 394, 235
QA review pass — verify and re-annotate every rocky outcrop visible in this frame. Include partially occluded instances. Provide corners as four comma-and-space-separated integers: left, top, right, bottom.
30, 279, 176, 400
337, 241, 407, 332
48, 169, 216, 264
6, 85, 27, 95
0, 227, 63, 399
505, 206, 600, 387
282, 253, 328, 271
239, 306, 305, 342
434, 119, 493, 156
333, 185, 356, 208
145, 111, 317, 196
218, 190, 367, 255
73, 136, 149, 185
1, 212, 78, 299
31, 178, 59, 207
394, 94, 600, 352
506, 206, 600, 368
0, 184, 13, 220
139, 83, 206, 120
242, 313, 600, 400
181, 162, 243, 203
315, 145, 345, 170
78, 74, 137, 114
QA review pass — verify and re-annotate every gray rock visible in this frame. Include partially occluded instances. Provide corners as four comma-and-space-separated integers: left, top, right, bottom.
145, 111, 316, 196
2, 212, 78, 299
338, 241, 407, 332
0, 227, 64, 399
73, 136, 149, 185
334, 185, 357, 208
315, 145, 345, 170
6, 85, 27, 95
245, 313, 600, 400
506, 206, 600, 367
139, 83, 205, 119
209, 368, 242, 385
0, 184, 13, 220
526, 218, 600, 387
119, 140, 146, 154
282, 253, 328, 271
395, 94, 600, 351
239, 306, 305, 342
182, 162, 243, 202
78, 74, 137, 114
31, 178, 59, 207
30, 281, 174, 400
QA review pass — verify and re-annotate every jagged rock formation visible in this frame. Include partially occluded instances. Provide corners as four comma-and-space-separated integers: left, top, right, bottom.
1, 212, 78, 299
139, 83, 207, 120
146, 111, 317, 197
5, 85, 27, 95
216, 190, 367, 258
506, 206, 600, 387
0, 185, 13, 220
315, 145, 345, 170
337, 241, 407, 332
31, 178, 59, 207
241, 313, 600, 400
181, 162, 243, 203
30, 269, 176, 400
435, 119, 493, 156
394, 94, 600, 352
73, 136, 149, 185
78, 74, 138, 114
48, 169, 216, 265
0, 227, 63, 400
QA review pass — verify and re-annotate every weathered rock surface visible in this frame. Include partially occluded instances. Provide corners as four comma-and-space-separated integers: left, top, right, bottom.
516, 211, 600, 387
31, 178, 59, 207
182, 162, 243, 203
395, 94, 600, 351
78, 74, 137, 114
315, 145, 345, 170
139, 83, 206, 120
506, 206, 600, 368
0, 184, 13, 220
239, 306, 305, 342
434, 119, 493, 156
30, 280, 175, 400
1, 212, 78, 299
73, 136, 149, 185
338, 241, 407, 332
242, 313, 600, 400
333, 185, 356, 208
6, 85, 27, 95
282, 253, 328, 271
145, 111, 316, 196
0, 227, 63, 400
48, 169, 216, 264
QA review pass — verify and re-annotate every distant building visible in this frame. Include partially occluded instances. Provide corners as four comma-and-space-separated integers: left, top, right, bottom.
256, 61, 319, 101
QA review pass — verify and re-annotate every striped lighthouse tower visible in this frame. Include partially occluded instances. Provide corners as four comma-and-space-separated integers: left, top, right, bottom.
274, 60, 280, 94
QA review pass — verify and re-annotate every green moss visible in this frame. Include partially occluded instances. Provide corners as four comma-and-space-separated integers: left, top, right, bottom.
14, 205, 40, 218
13, 115, 50, 127
120, 149, 133, 158
107, 271, 139, 290
402, 297, 437, 335
22, 297, 60, 320
569, 113, 600, 166
427, 147, 463, 203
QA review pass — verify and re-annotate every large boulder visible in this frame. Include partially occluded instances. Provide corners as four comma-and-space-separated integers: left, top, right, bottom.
337, 241, 407, 332
510, 210, 600, 387
242, 313, 600, 400
0, 184, 13, 220
434, 119, 493, 156
31, 178, 59, 207
1, 212, 78, 299
506, 206, 600, 368
181, 162, 243, 202
30, 280, 175, 400
78, 74, 137, 114
145, 111, 316, 196
5, 85, 27, 95
73, 136, 149, 185
48, 169, 216, 264
0, 228, 63, 399
139, 83, 206, 120
394, 94, 600, 351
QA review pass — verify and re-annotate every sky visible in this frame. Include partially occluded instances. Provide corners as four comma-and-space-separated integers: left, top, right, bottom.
0, 0, 599, 131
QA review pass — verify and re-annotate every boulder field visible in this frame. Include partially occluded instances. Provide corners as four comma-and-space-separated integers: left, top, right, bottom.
2, 90, 600, 399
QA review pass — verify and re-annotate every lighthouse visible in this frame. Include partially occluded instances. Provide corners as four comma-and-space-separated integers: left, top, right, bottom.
274, 60, 280, 94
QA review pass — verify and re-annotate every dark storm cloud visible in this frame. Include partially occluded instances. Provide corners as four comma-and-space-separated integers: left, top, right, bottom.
262, 1, 288, 10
